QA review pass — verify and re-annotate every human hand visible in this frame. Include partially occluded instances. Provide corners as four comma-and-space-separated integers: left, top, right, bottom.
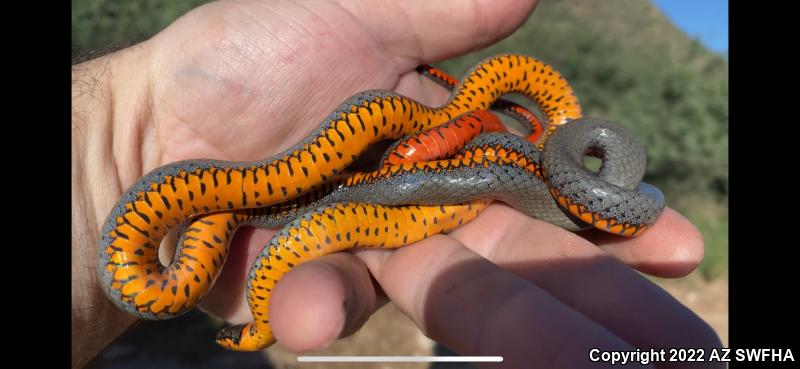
72, 0, 721, 367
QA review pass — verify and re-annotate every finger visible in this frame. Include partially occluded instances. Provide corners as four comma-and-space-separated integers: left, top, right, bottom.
340, 0, 539, 63
269, 252, 379, 353
393, 68, 453, 107
355, 236, 651, 369
201, 226, 277, 323
447, 204, 723, 360
579, 207, 705, 278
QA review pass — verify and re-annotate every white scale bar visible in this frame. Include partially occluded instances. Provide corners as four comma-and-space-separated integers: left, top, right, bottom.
298, 356, 502, 362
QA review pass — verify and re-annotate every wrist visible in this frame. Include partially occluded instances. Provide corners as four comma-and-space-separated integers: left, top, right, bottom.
71, 42, 155, 368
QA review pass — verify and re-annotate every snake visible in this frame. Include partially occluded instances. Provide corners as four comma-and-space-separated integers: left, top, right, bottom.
97, 53, 664, 351
101, 108, 519, 323
214, 118, 664, 350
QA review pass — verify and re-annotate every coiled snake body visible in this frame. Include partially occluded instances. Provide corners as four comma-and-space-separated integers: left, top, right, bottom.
98, 54, 664, 351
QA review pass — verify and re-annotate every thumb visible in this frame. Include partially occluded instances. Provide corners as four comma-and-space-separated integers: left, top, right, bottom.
339, 0, 539, 63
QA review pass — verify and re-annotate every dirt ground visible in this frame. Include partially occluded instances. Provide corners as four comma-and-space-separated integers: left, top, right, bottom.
265, 273, 729, 369
657, 275, 729, 347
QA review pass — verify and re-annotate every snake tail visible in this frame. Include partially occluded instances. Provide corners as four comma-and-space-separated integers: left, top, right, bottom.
380, 110, 507, 166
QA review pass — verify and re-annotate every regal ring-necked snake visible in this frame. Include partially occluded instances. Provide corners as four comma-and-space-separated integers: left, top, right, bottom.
97, 54, 665, 351
98, 60, 539, 323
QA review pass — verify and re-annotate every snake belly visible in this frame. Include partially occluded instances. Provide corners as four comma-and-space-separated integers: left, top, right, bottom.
98, 54, 582, 322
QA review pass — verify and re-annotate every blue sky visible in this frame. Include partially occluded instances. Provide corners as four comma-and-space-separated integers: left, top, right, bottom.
652, 0, 728, 53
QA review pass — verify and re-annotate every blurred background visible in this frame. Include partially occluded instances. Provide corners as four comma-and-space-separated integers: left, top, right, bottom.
74, 0, 728, 368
